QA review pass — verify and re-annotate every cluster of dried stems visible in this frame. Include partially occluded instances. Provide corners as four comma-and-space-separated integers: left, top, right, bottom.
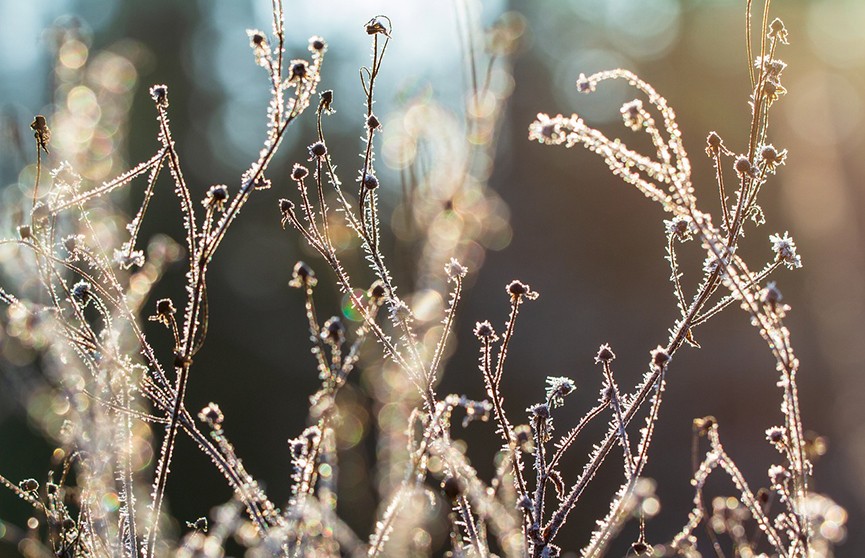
0, 1, 847, 557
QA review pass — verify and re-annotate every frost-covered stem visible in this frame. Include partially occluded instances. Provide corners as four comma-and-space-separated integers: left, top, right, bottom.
481, 334, 528, 503
125, 152, 167, 260
667, 236, 687, 318
118, 384, 139, 558
579, 362, 666, 558
428, 275, 462, 394
692, 260, 782, 326
602, 361, 634, 478
530, 415, 548, 547
710, 430, 786, 555
367, 403, 448, 558
495, 298, 521, 385
458, 496, 486, 558
31, 143, 42, 229
147, 40, 318, 555
543, 266, 721, 546
303, 286, 329, 379
155, 103, 199, 268
296, 175, 325, 246
633, 363, 667, 474
712, 150, 731, 233
547, 398, 609, 471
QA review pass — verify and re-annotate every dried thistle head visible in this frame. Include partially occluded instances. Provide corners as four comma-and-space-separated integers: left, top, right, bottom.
30, 115, 51, 153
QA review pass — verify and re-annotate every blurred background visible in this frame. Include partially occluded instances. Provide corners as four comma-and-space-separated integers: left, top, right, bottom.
0, 0, 863, 555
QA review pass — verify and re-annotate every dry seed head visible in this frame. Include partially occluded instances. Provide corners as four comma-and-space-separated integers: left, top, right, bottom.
366, 113, 381, 130
321, 316, 345, 345
734, 155, 754, 177
198, 402, 224, 428
204, 184, 229, 211
770, 232, 802, 269
156, 298, 176, 317
208, 184, 228, 201
17, 225, 31, 240
319, 90, 334, 113
279, 198, 294, 213
444, 258, 467, 280
290, 59, 309, 81
368, 280, 387, 304
766, 426, 785, 445
473, 320, 497, 341
365, 16, 391, 37
595, 343, 616, 364
705, 131, 723, 157
506, 280, 537, 301
760, 144, 787, 172
308, 141, 327, 158
362, 173, 379, 190
529, 402, 550, 419
546, 376, 576, 407
576, 73, 594, 93
309, 36, 327, 52
620, 99, 644, 131
442, 477, 464, 501
291, 164, 309, 181
149, 84, 169, 108
289, 261, 317, 289
769, 18, 788, 44
20, 479, 39, 492
650, 346, 671, 368
30, 115, 51, 152
71, 280, 91, 305
693, 416, 716, 435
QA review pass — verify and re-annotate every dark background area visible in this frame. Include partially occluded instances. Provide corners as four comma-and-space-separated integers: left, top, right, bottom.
1, 0, 863, 555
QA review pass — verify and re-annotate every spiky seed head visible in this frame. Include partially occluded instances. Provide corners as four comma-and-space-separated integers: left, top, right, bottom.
209, 184, 228, 201
529, 403, 550, 419
766, 426, 785, 444
149, 84, 169, 108
595, 343, 616, 364
156, 298, 176, 316
734, 156, 753, 177
651, 346, 671, 368
291, 164, 309, 181
290, 60, 308, 80
319, 90, 334, 113
506, 280, 536, 300
308, 141, 327, 158
309, 36, 326, 52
